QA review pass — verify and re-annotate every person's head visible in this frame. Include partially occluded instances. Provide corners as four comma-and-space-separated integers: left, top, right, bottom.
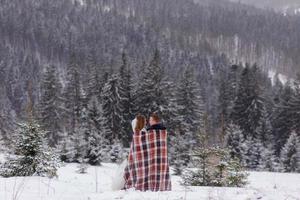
135, 114, 146, 132
149, 113, 160, 126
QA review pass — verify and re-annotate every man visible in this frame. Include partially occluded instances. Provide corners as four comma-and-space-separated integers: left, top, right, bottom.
123, 113, 172, 191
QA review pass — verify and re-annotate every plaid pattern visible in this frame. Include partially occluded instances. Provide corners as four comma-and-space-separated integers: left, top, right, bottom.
123, 128, 172, 191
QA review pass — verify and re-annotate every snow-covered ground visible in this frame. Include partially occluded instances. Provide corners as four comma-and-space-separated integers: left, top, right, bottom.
268, 70, 289, 85
0, 161, 299, 200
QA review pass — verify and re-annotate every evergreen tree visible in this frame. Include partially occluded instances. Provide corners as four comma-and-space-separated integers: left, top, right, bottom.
272, 73, 284, 105
259, 146, 281, 172
272, 82, 294, 156
230, 64, 266, 139
0, 120, 59, 178
86, 63, 102, 102
288, 75, 300, 133
58, 131, 76, 163
39, 65, 63, 146
134, 49, 169, 116
109, 138, 124, 163
0, 105, 15, 150
170, 130, 189, 175
226, 158, 248, 187
160, 80, 180, 133
176, 65, 205, 152
257, 108, 273, 147
182, 128, 213, 186
227, 65, 242, 108
63, 53, 83, 133
102, 74, 122, 142
181, 147, 213, 186
118, 52, 134, 147
182, 145, 248, 187
224, 123, 245, 162
243, 136, 264, 170
86, 100, 109, 165
217, 65, 241, 130
280, 132, 300, 172
73, 107, 90, 163
218, 69, 231, 131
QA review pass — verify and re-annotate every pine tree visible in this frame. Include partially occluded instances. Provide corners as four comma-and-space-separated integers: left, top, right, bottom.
243, 136, 264, 170
182, 145, 248, 187
109, 138, 124, 163
297, 144, 300, 173
280, 132, 300, 172
224, 123, 245, 162
160, 80, 180, 133
102, 74, 122, 142
272, 73, 284, 105
181, 128, 213, 186
118, 52, 134, 147
288, 75, 300, 133
86, 99, 109, 165
0, 104, 15, 150
170, 130, 189, 175
86, 127, 105, 165
39, 65, 63, 146
73, 107, 90, 163
230, 65, 266, 139
218, 69, 231, 131
176, 65, 205, 153
257, 108, 273, 147
134, 49, 169, 116
217, 65, 241, 130
181, 147, 213, 186
0, 120, 59, 178
259, 146, 281, 172
86, 63, 102, 102
272, 82, 294, 156
58, 131, 76, 163
226, 158, 248, 187
63, 53, 83, 133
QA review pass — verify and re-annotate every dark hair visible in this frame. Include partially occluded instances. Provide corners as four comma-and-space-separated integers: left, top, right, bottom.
150, 113, 160, 122
135, 114, 146, 132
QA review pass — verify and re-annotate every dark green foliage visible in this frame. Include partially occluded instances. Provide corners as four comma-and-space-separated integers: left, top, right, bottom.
0, 121, 59, 178
63, 53, 83, 133
134, 49, 170, 116
181, 147, 248, 187
225, 123, 245, 161
170, 130, 190, 175
102, 74, 122, 142
230, 64, 266, 138
118, 53, 135, 147
226, 158, 249, 187
280, 132, 300, 172
272, 82, 295, 156
39, 65, 63, 146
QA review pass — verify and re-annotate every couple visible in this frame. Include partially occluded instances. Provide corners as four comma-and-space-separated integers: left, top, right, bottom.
118, 113, 172, 191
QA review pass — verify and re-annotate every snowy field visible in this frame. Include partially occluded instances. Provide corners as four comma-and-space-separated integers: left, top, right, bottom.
0, 160, 299, 200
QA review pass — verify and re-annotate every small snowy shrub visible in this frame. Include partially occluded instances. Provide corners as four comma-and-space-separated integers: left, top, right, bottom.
181, 147, 248, 187
0, 121, 59, 178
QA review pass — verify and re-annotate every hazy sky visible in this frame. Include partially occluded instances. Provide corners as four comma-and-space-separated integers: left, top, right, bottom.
228, 0, 300, 10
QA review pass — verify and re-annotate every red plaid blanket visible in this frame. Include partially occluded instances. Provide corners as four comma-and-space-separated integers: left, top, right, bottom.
123, 127, 172, 191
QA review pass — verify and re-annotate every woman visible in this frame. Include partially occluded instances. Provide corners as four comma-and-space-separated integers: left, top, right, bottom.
112, 115, 146, 191
123, 113, 172, 191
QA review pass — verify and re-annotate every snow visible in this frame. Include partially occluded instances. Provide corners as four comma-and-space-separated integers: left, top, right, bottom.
268, 70, 288, 85
0, 161, 299, 200
0, 154, 5, 163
